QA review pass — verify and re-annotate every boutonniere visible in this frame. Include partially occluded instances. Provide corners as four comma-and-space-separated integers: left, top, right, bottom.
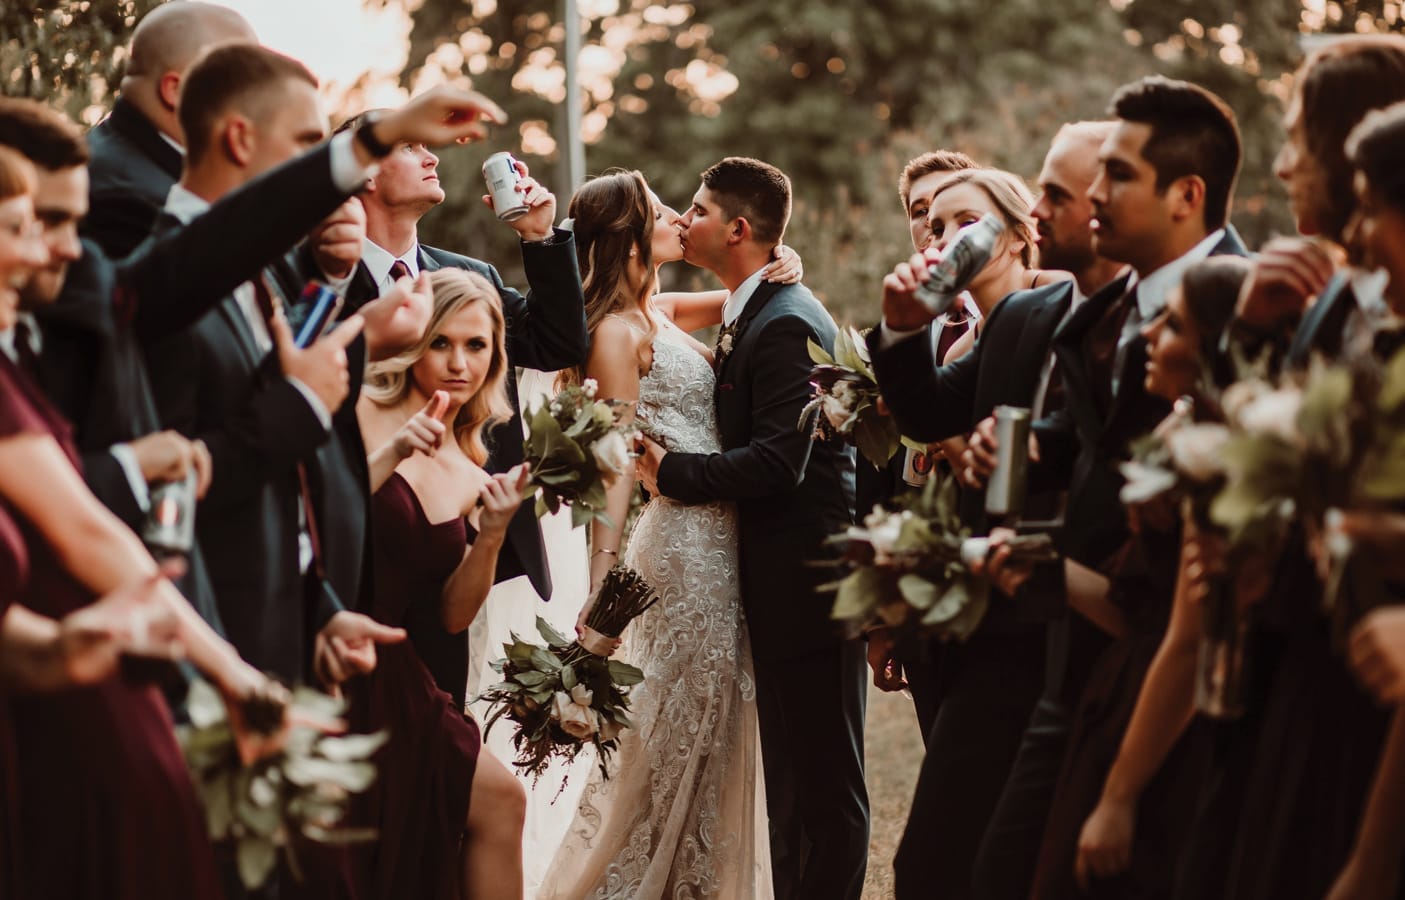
714, 321, 740, 373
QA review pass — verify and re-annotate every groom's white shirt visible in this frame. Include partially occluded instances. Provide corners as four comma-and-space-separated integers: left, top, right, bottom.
721, 264, 771, 326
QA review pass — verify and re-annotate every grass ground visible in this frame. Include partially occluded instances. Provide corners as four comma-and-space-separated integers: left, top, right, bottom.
861, 683, 924, 900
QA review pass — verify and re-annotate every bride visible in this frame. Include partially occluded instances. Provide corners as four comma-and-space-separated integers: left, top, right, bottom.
537, 169, 799, 899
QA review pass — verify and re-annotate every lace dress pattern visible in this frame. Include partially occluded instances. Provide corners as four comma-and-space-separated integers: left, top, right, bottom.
540, 326, 772, 899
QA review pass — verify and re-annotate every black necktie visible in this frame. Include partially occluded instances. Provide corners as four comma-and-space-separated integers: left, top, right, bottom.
11, 319, 41, 383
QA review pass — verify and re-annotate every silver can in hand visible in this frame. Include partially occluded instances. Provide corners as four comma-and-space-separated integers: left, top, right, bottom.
142, 469, 198, 558
913, 213, 1005, 316
483, 151, 528, 222
985, 405, 1031, 518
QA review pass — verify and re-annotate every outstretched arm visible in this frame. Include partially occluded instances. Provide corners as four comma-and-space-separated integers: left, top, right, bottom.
0, 432, 262, 699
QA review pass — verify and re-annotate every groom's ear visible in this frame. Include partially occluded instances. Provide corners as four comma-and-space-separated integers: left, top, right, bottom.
727, 216, 751, 246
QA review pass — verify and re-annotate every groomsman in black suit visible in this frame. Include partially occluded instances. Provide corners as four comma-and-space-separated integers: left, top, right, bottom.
635, 157, 864, 900
869, 122, 1121, 900
312, 110, 588, 604
862, 149, 977, 744
139, 43, 506, 692
83, 1, 256, 259
960, 79, 1247, 896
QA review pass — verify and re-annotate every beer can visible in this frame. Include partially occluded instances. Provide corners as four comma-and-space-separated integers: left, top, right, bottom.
985, 405, 1031, 517
913, 213, 1005, 316
482, 151, 528, 222
142, 468, 198, 557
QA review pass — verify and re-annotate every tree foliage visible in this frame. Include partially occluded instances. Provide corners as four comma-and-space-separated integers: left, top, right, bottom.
1, 1, 162, 124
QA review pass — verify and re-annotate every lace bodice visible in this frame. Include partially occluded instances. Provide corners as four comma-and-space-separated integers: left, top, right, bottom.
635, 326, 722, 456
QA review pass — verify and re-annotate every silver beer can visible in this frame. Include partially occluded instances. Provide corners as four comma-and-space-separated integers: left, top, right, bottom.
913, 213, 1005, 316
985, 405, 1031, 517
142, 469, 198, 557
482, 151, 528, 222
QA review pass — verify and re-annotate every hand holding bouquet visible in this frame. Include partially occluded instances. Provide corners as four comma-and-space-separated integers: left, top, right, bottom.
476, 565, 659, 781
801, 326, 908, 469
826, 474, 1057, 641
521, 379, 637, 528
179, 679, 387, 889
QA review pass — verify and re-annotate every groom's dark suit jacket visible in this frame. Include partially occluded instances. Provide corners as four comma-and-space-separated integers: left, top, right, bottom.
1031, 228, 1248, 570
657, 280, 857, 661
329, 235, 587, 603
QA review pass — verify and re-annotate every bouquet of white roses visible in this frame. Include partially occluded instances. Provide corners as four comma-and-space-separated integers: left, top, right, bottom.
1211, 349, 1405, 646
522, 379, 638, 528
800, 326, 909, 469
476, 565, 658, 781
825, 474, 1058, 641
178, 679, 387, 889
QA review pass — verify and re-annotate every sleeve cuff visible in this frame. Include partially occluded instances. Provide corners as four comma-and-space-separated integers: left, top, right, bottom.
878, 320, 926, 350
109, 443, 151, 512
328, 131, 378, 194
322, 269, 356, 296
286, 378, 334, 430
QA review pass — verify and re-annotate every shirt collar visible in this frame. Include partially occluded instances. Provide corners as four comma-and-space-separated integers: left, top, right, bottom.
722, 264, 771, 326
1125, 228, 1225, 320
362, 239, 420, 288
158, 131, 187, 158
164, 182, 210, 225
0, 312, 41, 365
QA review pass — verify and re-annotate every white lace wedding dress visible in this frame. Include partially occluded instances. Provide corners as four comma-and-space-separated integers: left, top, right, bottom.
539, 324, 773, 899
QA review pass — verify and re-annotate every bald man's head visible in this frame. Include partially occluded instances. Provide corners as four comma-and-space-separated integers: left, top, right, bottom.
120, 2, 257, 143
127, 2, 256, 81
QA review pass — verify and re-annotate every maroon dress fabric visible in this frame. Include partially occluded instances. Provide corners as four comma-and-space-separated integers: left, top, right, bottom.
0, 354, 221, 900
351, 471, 480, 900
0, 502, 28, 899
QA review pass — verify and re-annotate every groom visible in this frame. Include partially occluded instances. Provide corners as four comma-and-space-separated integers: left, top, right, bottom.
635, 157, 866, 899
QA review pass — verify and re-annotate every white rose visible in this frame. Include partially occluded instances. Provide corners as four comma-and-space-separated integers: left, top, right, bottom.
1238, 388, 1303, 445
856, 508, 906, 557
551, 690, 598, 740
1165, 423, 1230, 482
820, 393, 851, 431
569, 683, 594, 706
582, 378, 599, 398
1220, 379, 1268, 423
592, 431, 632, 481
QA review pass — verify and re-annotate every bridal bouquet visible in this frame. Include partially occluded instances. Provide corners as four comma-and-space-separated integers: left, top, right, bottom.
1211, 348, 1405, 646
477, 565, 659, 781
825, 474, 1058, 641
800, 326, 907, 469
178, 679, 386, 889
521, 379, 637, 528
1120, 396, 1231, 515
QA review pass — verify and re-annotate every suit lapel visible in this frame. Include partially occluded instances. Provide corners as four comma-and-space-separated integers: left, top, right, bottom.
418, 246, 443, 274
715, 280, 782, 401
1053, 273, 1130, 436
1009, 283, 1071, 394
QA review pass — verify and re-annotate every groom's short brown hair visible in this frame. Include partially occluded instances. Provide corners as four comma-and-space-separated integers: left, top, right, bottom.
700, 157, 791, 246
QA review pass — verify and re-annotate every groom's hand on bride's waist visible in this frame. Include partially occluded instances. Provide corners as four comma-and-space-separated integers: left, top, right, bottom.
634, 433, 666, 496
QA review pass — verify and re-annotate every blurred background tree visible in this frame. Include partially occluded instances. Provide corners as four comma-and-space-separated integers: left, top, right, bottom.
7, 0, 1405, 326
2, 1, 164, 124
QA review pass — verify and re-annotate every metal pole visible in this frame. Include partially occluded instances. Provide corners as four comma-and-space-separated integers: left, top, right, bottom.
562, 0, 585, 192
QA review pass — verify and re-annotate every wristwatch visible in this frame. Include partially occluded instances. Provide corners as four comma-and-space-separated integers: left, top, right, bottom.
353, 110, 393, 159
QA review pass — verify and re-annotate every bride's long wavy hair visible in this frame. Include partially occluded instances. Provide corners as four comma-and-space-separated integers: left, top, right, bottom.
363, 269, 511, 466
563, 169, 656, 385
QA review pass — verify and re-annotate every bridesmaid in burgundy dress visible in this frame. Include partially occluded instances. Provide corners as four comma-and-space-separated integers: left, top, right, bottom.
355, 268, 529, 899
0, 134, 265, 900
